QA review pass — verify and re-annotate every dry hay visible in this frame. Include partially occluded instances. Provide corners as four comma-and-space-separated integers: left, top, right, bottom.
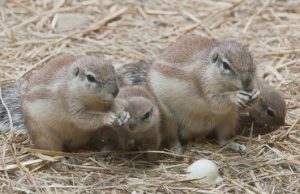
0, 0, 299, 193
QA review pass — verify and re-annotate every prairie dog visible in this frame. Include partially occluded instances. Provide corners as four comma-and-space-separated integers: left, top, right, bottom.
0, 80, 26, 133
240, 79, 286, 130
92, 85, 161, 151
117, 85, 161, 151
22, 55, 130, 151
117, 60, 153, 86
147, 35, 259, 149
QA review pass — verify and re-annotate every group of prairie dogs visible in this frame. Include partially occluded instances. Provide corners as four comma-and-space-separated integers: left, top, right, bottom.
0, 35, 286, 153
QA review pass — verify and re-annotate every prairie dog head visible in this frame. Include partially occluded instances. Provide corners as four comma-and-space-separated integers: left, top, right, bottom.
249, 83, 286, 128
207, 41, 256, 92
68, 56, 119, 109
121, 96, 159, 133
116, 86, 160, 133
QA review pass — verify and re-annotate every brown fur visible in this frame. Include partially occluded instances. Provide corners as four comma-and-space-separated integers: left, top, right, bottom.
91, 85, 161, 152
147, 34, 258, 148
239, 79, 286, 131
0, 80, 26, 133
23, 55, 127, 151
116, 60, 153, 86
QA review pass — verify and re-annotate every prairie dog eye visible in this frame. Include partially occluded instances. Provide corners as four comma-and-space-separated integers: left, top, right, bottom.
142, 108, 153, 121
86, 74, 96, 82
267, 108, 275, 117
222, 61, 230, 71
220, 60, 234, 75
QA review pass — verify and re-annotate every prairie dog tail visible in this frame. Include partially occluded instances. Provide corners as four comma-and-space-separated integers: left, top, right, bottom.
117, 60, 153, 86
0, 80, 26, 133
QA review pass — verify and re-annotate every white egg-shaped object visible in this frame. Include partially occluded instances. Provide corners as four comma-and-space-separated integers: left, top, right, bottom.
186, 159, 222, 185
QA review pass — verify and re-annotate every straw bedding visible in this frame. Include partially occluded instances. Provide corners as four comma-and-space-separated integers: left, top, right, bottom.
0, 0, 299, 193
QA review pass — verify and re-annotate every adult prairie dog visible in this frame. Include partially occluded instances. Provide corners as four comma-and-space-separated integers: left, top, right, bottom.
147, 35, 260, 151
22, 55, 130, 151
91, 85, 161, 152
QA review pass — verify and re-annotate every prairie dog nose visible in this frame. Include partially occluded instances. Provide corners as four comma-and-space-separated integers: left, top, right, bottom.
112, 87, 119, 97
241, 73, 252, 91
128, 119, 137, 130
108, 82, 119, 97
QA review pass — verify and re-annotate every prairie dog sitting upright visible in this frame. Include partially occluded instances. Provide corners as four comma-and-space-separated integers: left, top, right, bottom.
147, 35, 260, 151
22, 55, 130, 151
91, 85, 161, 152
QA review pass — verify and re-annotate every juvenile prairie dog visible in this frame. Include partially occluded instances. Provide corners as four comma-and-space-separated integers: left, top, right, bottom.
147, 35, 260, 150
116, 85, 161, 151
240, 79, 286, 130
22, 55, 130, 151
91, 85, 161, 151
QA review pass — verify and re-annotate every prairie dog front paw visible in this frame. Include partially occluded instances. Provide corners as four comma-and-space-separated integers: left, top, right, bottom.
114, 111, 131, 127
103, 112, 118, 126
249, 89, 260, 102
233, 89, 260, 108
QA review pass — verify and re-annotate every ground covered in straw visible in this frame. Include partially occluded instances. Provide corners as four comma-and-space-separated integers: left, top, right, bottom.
0, 0, 299, 193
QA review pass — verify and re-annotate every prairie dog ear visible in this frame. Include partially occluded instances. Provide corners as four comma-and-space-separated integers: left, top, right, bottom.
211, 52, 219, 63
72, 66, 80, 77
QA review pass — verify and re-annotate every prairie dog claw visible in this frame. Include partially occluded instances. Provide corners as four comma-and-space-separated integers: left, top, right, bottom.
114, 111, 131, 127
234, 89, 260, 108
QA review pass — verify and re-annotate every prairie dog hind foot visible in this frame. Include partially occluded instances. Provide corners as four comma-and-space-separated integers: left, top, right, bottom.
220, 140, 247, 153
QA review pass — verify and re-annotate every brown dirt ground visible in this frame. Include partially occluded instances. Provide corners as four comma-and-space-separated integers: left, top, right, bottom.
0, 0, 299, 193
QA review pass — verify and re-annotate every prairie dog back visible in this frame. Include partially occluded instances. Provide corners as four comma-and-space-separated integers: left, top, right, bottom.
116, 60, 152, 86
0, 81, 26, 133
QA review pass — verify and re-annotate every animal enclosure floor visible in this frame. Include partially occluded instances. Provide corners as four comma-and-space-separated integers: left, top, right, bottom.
0, 0, 299, 193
